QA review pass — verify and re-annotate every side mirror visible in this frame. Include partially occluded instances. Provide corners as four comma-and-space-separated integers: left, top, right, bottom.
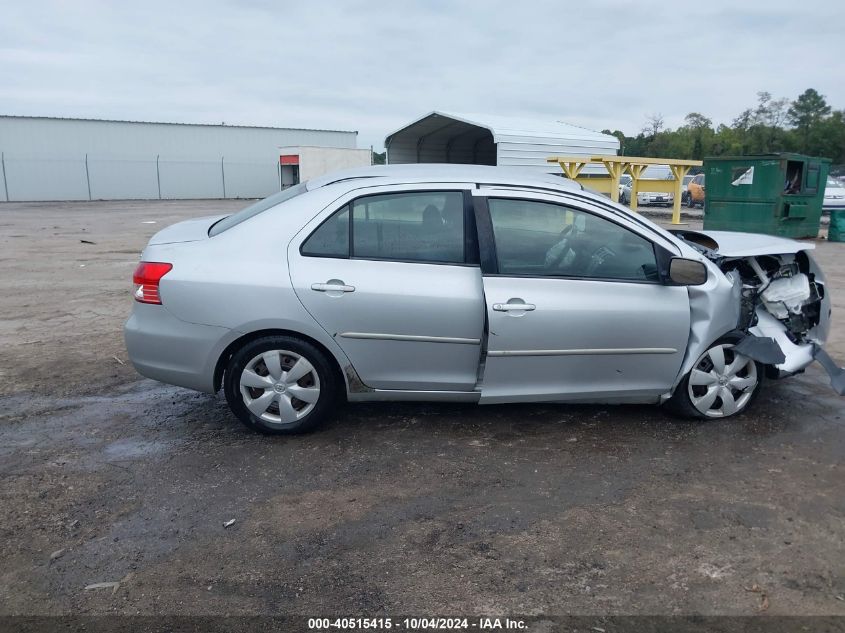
668, 257, 708, 286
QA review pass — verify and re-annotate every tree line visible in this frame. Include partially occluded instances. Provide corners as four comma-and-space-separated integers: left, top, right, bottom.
603, 89, 845, 169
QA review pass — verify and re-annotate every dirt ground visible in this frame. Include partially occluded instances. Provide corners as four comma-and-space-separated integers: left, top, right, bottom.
1, 200, 844, 618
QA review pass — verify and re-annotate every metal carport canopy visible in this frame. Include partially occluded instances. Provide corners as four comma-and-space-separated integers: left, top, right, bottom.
384, 111, 619, 173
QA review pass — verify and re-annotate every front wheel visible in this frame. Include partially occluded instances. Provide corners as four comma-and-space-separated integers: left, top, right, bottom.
669, 340, 763, 419
224, 335, 338, 434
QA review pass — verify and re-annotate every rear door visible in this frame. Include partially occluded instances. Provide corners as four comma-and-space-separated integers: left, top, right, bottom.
474, 189, 691, 403
288, 184, 484, 392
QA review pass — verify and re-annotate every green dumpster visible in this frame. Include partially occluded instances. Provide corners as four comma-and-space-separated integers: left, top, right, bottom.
830, 210, 845, 242
702, 153, 830, 238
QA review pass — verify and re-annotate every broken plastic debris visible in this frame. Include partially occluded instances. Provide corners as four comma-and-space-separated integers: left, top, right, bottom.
733, 336, 785, 365
812, 345, 845, 395
141, 221, 157, 224
223, 519, 236, 528
112, 356, 125, 365
50, 549, 65, 561
80, 239, 95, 244
744, 583, 769, 611
85, 581, 120, 594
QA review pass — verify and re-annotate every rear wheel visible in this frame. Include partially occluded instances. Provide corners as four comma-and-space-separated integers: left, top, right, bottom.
224, 335, 337, 434
669, 339, 763, 419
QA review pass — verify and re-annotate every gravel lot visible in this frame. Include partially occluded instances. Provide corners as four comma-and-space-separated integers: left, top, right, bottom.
1, 199, 844, 617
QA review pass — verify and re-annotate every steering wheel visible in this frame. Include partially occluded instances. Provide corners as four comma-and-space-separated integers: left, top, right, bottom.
544, 224, 576, 270
584, 245, 617, 276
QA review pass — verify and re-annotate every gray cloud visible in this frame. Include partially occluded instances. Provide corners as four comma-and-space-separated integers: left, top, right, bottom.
1, 0, 843, 149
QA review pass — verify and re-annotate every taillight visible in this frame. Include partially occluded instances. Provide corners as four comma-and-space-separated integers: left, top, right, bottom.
133, 261, 172, 304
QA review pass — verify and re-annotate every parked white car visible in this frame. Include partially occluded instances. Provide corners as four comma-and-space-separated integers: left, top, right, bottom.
824, 177, 845, 212
619, 178, 674, 207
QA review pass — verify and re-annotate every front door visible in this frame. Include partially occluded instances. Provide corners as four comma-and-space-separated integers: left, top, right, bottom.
476, 192, 691, 403
288, 186, 484, 391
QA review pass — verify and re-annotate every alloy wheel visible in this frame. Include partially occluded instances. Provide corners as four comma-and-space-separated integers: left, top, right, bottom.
687, 344, 758, 418
239, 349, 321, 425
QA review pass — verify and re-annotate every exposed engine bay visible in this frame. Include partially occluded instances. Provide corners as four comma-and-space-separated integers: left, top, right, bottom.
730, 252, 823, 340
665, 228, 845, 396
671, 229, 824, 344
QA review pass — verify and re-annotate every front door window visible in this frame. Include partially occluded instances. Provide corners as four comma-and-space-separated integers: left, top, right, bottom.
488, 198, 659, 281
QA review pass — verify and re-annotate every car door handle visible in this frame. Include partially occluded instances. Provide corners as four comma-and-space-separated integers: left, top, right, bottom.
311, 281, 355, 293
493, 302, 536, 312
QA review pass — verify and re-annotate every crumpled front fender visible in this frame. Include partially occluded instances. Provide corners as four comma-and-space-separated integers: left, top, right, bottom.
663, 263, 742, 399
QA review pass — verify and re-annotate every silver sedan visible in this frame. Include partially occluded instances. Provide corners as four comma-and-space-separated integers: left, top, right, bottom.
124, 164, 842, 434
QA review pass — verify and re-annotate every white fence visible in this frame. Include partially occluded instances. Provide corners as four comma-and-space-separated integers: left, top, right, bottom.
0, 153, 284, 201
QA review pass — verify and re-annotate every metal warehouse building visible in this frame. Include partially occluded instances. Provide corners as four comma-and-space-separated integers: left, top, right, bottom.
385, 111, 619, 173
0, 116, 371, 201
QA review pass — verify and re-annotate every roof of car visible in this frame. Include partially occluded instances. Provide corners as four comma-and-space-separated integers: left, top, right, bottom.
306, 163, 583, 192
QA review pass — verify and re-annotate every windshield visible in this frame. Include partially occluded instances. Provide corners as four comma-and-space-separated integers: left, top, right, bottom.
683, 175, 694, 184
209, 183, 308, 236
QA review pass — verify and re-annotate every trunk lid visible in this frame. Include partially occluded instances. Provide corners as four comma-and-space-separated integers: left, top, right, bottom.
147, 214, 228, 245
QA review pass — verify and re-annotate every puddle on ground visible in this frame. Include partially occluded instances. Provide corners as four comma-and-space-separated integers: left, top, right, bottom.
102, 438, 176, 460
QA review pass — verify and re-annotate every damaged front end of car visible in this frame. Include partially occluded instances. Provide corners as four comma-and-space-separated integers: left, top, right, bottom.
671, 229, 845, 395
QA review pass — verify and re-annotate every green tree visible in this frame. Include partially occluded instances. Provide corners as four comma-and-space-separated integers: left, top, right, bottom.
788, 88, 832, 151
601, 129, 627, 154
683, 112, 713, 160
610, 88, 844, 163
806, 110, 845, 163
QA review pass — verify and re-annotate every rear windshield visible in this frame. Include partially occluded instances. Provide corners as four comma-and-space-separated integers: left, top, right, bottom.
209, 183, 308, 236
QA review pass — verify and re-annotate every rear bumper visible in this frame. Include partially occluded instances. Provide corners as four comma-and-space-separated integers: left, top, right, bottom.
124, 303, 232, 393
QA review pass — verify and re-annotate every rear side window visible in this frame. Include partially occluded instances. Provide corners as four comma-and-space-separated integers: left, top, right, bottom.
302, 191, 467, 264
301, 207, 349, 257
209, 183, 308, 236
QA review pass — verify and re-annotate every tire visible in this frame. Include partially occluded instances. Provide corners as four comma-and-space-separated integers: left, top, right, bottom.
668, 336, 764, 419
223, 335, 338, 434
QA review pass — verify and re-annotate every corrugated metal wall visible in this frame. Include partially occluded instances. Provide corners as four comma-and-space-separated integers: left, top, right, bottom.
386, 113, 619, 175
496, 135, 619, 170
0, 117, 358, 201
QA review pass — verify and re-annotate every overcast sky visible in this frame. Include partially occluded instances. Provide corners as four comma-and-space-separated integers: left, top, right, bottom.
2, 0, 843, 150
